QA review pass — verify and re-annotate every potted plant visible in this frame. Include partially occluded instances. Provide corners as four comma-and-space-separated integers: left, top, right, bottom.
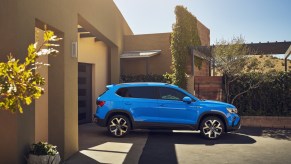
27, 142, 61, 164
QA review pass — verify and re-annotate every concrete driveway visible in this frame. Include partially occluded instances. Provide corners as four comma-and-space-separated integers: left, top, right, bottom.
65, 123, 291, 164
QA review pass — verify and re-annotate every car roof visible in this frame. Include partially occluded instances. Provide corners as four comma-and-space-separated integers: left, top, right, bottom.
119, 82, 168, 86
110, 82, 178, 88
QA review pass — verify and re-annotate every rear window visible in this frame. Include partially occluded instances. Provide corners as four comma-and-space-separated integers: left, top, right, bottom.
116, 87, 156, 99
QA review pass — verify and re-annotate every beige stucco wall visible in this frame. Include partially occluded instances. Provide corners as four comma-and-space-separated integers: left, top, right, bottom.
78, 36, 108, 118
0, 0, 132, 163
122, 58, 148, 75
123, 33, 172, 75
122, 20, 210, 76
194, 60, 210, 76
35, 28, 49, 142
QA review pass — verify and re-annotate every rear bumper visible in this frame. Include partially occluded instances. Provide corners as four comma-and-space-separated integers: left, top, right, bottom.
94, 115, 106, 127
226, 116, 241, 132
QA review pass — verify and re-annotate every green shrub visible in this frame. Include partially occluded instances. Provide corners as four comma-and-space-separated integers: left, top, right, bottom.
30, 142, 59, 156
120, 74, 169, 83
225, 72, 291, 116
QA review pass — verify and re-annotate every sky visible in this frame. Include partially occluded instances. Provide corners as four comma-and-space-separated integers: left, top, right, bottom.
113, 0, 291, 45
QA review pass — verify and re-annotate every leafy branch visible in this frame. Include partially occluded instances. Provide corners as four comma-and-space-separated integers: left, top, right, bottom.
0, 30, 61, 113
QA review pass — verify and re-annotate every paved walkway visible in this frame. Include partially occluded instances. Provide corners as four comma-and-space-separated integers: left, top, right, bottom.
64, 123, 148, 164
65, 123, 291, 164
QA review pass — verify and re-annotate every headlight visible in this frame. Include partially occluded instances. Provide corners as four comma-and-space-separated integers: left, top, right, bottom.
227, 108, 238, 114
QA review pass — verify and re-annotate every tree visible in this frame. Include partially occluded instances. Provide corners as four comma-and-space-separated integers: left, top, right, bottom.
212, 36, 273, 104
169, 5, 202, 89
0, 30, 61, 113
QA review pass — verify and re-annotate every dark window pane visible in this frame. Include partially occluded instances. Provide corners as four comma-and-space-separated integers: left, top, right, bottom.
78, 77, 86, 84
79, 89, 87, 96
116, 88, 129, 97
78, 100, 86, 108
78, 64, 86, 72
78, 112, 86, 121
158, 87, 186, 101
117, 87, 156, 99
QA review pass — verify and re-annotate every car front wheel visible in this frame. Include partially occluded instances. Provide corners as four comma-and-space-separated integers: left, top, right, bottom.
107, 115, 131, 137
200, 116, 224, 139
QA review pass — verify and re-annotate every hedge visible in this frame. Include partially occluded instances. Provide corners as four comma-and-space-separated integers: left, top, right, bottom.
120, 74, 170, 83
226, 72, 291, 116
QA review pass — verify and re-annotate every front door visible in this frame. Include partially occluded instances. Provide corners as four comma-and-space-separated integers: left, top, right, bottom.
78, 63, 92, 124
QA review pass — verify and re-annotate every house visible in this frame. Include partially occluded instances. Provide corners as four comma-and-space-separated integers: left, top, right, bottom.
0, 0, 210, 163
121, 20, 210, 77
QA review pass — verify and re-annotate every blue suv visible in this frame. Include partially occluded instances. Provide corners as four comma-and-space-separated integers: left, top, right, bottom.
95, 83, 240, 139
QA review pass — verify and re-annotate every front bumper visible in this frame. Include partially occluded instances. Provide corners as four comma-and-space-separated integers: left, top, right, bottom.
94, 115, 106, 127
226, 116, 241, 132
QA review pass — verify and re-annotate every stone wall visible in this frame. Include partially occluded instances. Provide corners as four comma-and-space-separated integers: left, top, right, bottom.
241, 116, 291, 129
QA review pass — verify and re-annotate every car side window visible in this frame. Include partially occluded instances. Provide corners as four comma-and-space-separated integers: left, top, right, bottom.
158, 87, 186, 101
116, 87, 156, 99
116, 88, 129, 97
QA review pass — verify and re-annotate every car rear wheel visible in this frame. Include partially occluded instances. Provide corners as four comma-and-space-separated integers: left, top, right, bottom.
107, 115, 131, 137
200, 116, 224, 139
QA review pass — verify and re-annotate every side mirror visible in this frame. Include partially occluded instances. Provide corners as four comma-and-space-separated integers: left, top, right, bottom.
182, 96, 192, 104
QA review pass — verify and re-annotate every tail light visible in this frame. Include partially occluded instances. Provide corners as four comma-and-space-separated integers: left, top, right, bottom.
97, 100, 105, 107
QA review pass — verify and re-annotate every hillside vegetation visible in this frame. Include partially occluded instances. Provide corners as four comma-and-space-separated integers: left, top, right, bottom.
214, 55, 290, 76
246, 55, 291, 73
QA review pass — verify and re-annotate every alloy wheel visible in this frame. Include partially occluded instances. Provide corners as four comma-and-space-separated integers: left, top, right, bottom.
108, 117, 129, 137
201, 117, 224, 139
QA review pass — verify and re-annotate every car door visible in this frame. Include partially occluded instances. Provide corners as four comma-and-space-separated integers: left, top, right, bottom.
156, 87, 198, 124
122, 87, 160, 123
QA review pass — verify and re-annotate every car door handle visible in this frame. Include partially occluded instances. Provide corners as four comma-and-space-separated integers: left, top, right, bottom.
160, 104, 166, 107
191, 106, 202, 109
125, 102, 132, 105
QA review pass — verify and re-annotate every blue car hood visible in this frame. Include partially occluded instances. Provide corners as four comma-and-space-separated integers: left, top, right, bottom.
198, 100, 235, 108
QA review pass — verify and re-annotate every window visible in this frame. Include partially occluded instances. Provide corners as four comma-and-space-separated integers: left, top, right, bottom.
116, 88, 128, 97
116, 87, 156, 99
158, 87, 186, 101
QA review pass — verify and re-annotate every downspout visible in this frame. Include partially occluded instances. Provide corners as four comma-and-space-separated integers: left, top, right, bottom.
285, 45, 291, 72
146, 58, 149, 75
211, 46, 216, 76
191, 48, 195, 75
192, 48, 195, 95
284, 58, 288, 72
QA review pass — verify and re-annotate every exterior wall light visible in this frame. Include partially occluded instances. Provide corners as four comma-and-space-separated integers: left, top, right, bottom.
72, 42, 78, 58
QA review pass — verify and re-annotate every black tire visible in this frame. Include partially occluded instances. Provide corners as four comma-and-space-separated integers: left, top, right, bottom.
107, 115, 131, 137
200, 116, 225, 140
